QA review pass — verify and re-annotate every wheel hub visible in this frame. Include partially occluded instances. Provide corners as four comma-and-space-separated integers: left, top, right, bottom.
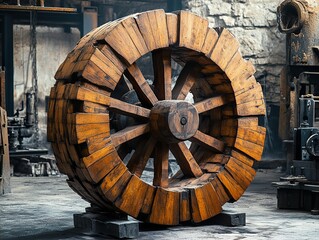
150, 100, 199, 143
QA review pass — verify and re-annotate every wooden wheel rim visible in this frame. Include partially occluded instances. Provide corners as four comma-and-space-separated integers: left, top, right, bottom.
48, 10, 266, 225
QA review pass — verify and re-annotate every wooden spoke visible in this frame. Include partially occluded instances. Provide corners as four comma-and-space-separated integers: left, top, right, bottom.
111, 123, 150, 147
172, 62, 201, 100
191, 130, 225, 153
152, 48, 172, 100
153, 142, 169, 187
124, 63, 158, 107
109, 97, 150, 119
194, 95, 231, 114
126, 137, 157, 177
169, 141, 203, 178
51, 10, 267, 226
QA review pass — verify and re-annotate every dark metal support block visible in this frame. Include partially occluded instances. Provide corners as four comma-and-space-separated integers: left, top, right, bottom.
74, 212, 139, 239
199, 210, 246, 227
95, 220, 139, 239
213, 211, 246, 227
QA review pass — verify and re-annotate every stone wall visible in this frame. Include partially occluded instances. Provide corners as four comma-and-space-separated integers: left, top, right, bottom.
183, 0, 286, 105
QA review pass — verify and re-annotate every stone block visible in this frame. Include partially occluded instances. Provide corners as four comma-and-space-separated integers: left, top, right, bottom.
207, 2, 232, 16
95, 220, 139, 239
212, 211, 246, 227
73, 212, 139, 239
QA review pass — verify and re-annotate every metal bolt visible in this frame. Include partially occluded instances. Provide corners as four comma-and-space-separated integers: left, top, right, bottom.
180, 117, 187, 125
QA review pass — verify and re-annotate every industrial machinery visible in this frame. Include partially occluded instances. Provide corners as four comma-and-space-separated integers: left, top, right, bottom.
274, 0, 319, 213
48, 10, 266, 225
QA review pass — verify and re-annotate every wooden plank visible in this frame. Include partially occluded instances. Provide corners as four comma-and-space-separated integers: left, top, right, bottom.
210, 28, 239, 71
111, 123, 150, 148
194, 95, 229, 114
172, 62, 201, 100
89, 48, 122, 82
188, 173, 214, 186
225, 157, 256, 190
55, 48, 83, 80
236, 126, 266, 146
190, 183, 222, 222
99, 44, 126, 75
231, 149, 255, 167
234, 138, 264, 161
152, 48, 172, 100
80, 101, 108, 113
238, 117, 259, 130
85, 150, 121, 184
169, 141, 203, 178
236, 99, 266, 116
104, 20, 142, 64
210, 177, 230, 205
78, 81, 111, 96
201, 28, 219, 56
192, 78, 214, 99
221, 119, 237, 137
201, 64, 221, 75
99, 163, 129, 195
69, 84, 111, 106
124, 63, 158, 107
166, 13, 178, 45
126, 137, 157, 177
136, 9, 169, 51
81, 60, 118, 91
233, 76, 258, 96
0, 107, 10, 194
67, 113, 109, 125
235, 83, 264, 105
68, 122, 110, 144
205, 72, 229, 85
140, 185, 156, 215
179, 11, 209, 51
201, 163, 222, 173
109, 97, 150, 119
191, 130, 225, 153
212, 83, 234, 94
200, 153, 229, 165
179, 190, 191, 222
225, 52, 256, 92
121, 17, 149, 56
217, 170, 244, 201
102, 170, 132, 202
153, 142, 169, 187
82, 142, 115, 168
83, 133, 111, 156
149, 188, 179, 225
115, 175, 151, 218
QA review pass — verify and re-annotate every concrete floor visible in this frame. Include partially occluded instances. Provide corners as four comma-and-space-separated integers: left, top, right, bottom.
0, 169, 318, 240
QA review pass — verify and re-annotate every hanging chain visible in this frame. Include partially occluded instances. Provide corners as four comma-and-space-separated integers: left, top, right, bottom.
31, 11, 39, 148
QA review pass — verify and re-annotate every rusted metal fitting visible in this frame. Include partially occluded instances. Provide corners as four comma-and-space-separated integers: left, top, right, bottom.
277, 0, 309, 34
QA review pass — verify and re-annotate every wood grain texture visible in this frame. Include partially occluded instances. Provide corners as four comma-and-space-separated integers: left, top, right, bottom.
50, 10, 266, 226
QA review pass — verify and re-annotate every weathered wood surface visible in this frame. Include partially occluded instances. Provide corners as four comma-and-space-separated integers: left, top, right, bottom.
49, 10, 266, 225
0, 107, 10, 195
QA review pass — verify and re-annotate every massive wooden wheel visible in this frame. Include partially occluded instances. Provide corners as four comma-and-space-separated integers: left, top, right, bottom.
48, 10, 266, 225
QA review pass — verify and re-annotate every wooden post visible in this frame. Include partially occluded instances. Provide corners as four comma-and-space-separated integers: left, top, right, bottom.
0, 107, 10, 194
